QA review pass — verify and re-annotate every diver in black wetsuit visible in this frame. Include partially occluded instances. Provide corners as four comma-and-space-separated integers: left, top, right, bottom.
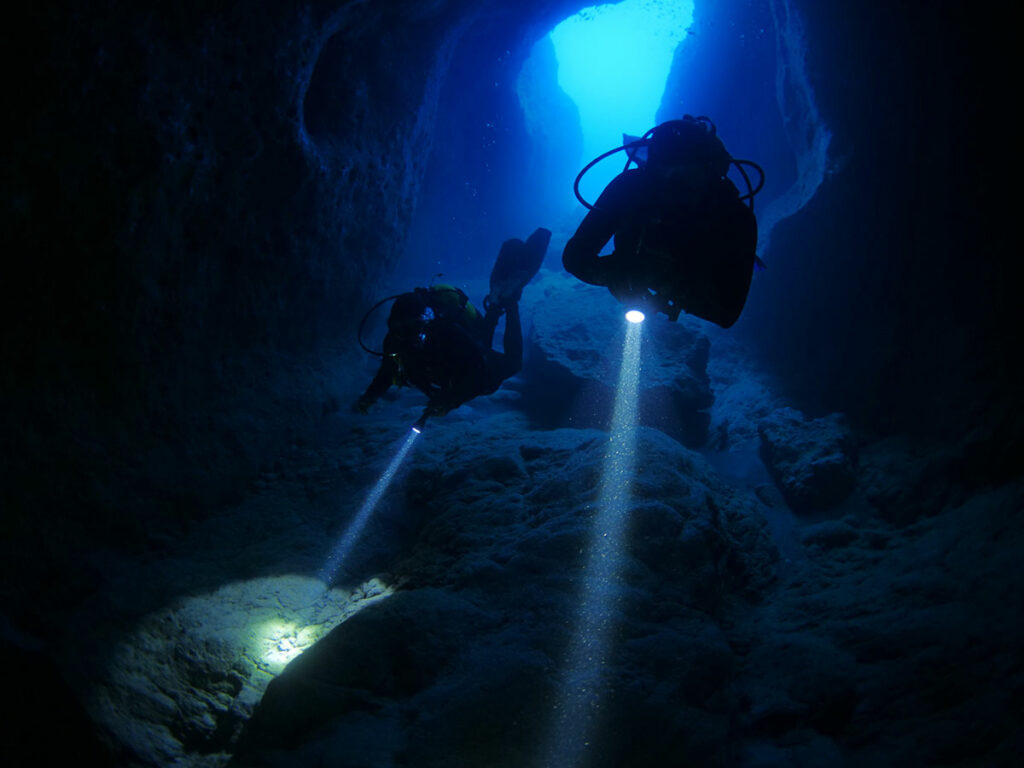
355, 228, 551, 427
563, 116, 763, 328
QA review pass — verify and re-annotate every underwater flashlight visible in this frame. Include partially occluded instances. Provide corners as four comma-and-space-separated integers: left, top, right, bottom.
625, 309, 645, 324
412, 414, 428, 434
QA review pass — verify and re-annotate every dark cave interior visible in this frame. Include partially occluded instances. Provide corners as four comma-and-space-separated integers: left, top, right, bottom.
2, 0, 1019, 765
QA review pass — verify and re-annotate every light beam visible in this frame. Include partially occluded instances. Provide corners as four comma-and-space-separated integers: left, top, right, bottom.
542, 318, 643, 767
319, 429, 419, 587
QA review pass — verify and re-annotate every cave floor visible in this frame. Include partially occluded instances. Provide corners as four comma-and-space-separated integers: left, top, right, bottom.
39, 329, 1024, 767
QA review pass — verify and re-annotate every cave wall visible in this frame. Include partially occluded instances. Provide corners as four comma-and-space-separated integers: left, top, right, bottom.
654, 0, 1016, 485
735, 1, 1018, 479
3, 1, 432, 612
1, 0, 587, 616
399, 10, 583, 282
3, 1, 1018, 763
4, 0, 1013, 624
658, 0, 797, 215
399, 15, 538, 281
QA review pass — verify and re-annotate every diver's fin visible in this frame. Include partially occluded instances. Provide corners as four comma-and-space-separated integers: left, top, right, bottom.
522, 227, 551, 277
487, 227, 551, 308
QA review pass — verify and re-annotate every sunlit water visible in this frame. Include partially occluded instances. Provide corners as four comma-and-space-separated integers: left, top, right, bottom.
550, 0, 694, 201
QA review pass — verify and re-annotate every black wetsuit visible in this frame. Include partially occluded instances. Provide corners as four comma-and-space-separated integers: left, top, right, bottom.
563, 168, 757, 328
361, 301, 522, 416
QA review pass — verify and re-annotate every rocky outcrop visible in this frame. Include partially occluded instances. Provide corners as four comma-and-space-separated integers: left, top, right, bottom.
83, 576, 393, 766
737, 0, 1018, 461
732, 480, 1024, 766
59, 387, 1024, 767
1, 0, 594, 655
61, 405, 778, 767
758, 407, 855, 512
228, 415, 776, 767
855, 436, 952, 525
4, 1, 1019, 766
522, 270, 715, 446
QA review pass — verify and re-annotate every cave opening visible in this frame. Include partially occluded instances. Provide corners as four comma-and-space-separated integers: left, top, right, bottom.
541, 0, 694, 204
400, 0, 806, 302
399, 0, 699, 284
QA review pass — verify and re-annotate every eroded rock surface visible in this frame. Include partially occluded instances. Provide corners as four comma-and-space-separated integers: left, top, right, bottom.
732, 481, 1024, 766
230, 416, 777, 767
523, 270, 714, 447
758, 407, 855, 512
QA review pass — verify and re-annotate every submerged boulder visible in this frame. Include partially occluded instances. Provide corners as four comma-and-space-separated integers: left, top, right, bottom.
521, 271, 714, 447
231, 414, 777, 767
856, 435, 959, 524
757, 407, 856, 512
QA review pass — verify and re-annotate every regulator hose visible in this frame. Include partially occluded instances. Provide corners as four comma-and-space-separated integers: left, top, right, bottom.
572, 139, 647, 210
357, 294, 404, 356
573, 122, 766, 212
357, 286, 472, 356
732, 158, 766, 209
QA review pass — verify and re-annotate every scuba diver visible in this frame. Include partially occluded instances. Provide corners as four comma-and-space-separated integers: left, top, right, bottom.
354, 228, 551, 429
562, 115, 764, 328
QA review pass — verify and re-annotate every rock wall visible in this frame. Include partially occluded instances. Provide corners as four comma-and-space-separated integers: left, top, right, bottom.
737, 1, 1017, 480
656, 0, 1017, 490
1, 0, 588, 625
400, 11, 582, 281
522, 270, 714, 447
230, 419, 778, 768
3, 1, 1018, 765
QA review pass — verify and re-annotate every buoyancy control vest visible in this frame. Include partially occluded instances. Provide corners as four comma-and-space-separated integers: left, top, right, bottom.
613, 176, 757, 328
384, 285, 490, 401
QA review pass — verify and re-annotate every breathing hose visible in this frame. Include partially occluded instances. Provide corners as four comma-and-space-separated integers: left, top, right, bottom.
357, 294, 404, 356
572, 124, 766, 212
357, 286, 473, 356
572, 140, 647, 210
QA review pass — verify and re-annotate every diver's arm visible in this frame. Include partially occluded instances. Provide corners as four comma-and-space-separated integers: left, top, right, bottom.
562, 209, 616, 285
562, 173, 635, 286
355, 355, 398, 411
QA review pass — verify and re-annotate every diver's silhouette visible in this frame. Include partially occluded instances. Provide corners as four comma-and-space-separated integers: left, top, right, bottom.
563, 116, 764, 328
355, 228, 551, 428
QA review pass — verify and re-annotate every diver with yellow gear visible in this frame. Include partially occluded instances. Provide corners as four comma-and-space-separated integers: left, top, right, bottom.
354, 228, 551, 427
